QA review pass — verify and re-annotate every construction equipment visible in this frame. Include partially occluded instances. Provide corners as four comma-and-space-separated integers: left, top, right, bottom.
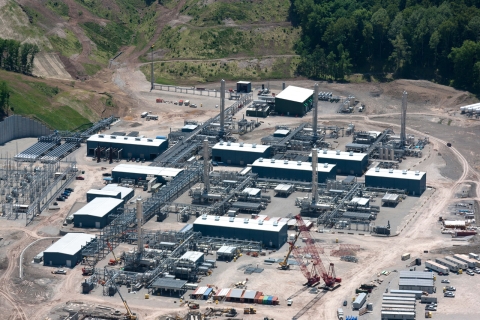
188, 302, 199, 309
110, 273, 137, 320
107, 241, 121, 266
290, 214, 341, 287
82, 267, 94, 276
225, 308, 237, 317
279, 230, 300, 270
243, 307, 256, 314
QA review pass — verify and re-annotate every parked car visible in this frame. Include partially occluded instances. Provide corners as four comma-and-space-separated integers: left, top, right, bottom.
445, 286, 456, 291
136, 158, 140, 162
53, 202, 58, 206
444, 292, 455, 297
52, 269, 67, 275
474, 269, 480, 274
56, 196, 65, 201
425, 305, 437, 311
65, 188, 74, 192
102, 173, 112, 177
76, 176, 85, 180
141, 159, 145, 163
343, 300, 348, 306
441, 279, 450, 283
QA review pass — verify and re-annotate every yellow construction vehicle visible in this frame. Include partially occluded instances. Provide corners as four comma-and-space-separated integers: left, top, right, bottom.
110, 275, 137, 320
107, 241, 121, 266
244, 307, 256, 314
279, 230, 300, 270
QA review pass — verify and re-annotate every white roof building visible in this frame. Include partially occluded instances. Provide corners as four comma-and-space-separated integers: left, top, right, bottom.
311, 149, 368, 162
212, 141, 270, 153
365, 168, 426, 180
87, 134, 166, 147
44, 233, 95, 256
73, 197, 124, 218
252, 158, 336, 172
112, 164, 183, 178
276, 86, 314, 103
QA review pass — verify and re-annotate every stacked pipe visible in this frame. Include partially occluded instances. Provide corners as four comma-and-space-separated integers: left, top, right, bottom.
136, 198, 143, 253
313, 84, 319, 141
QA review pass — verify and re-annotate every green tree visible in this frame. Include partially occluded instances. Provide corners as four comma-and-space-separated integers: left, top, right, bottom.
449, 40, 480, 91
0, 81, 10, 118
389, 34, 411, 75
469, 16, 480, 42
371, 8, 390, 62
336, 44, 352, 80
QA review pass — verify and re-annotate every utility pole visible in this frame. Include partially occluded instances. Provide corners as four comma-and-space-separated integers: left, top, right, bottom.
150, 45, 154, 91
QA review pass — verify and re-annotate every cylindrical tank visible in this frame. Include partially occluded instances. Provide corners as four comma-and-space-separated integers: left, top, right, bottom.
390, 148, 394, 160
379, 147, 383, 159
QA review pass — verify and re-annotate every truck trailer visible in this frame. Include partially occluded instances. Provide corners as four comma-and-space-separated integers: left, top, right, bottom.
435, 258, 459, 273
421, 296, 438, 303
425, 260, 449, 274
444, 256, 468, 270
453, 254, 480, 268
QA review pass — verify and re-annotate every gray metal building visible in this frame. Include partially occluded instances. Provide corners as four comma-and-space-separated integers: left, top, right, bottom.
86, 184, 134, 203
309, 149, 368, 176
251, 158, 336, 182
43, 233, 95, 267
365, 168, 427, 195
73, 197, 124, 228
111, 164, 183, 184
86, 134, 168, 160
193, 215, 288, 248
275, 86, 314, 116
212, 142, 271, 166
398, 278, 435, 293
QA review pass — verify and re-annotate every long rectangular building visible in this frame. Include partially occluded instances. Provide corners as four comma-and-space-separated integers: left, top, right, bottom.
309, 149, 368, 176
212, 142, 271, 166
399, 271, 434, 280
44, 233, 95, 267
251, 158, 336, 182
87, 134, 168, 160
365, 168, 426, 195
193, 215, 288, 248
398, 278, 434, 293
112, 164, 183, 184
73, 197, 124, 228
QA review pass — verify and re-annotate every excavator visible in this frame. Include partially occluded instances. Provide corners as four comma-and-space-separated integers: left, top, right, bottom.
279, 230, 300, 270
107, 241, 121, 266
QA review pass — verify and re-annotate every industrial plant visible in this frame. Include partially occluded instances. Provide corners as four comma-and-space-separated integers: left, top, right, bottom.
0, 78, 478, 320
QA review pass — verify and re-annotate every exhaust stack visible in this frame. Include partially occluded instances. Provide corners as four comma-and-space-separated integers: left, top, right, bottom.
313, 83, 319, 141
136, 198, 143, 253
311, 148, 318, 205
203, 139, 210, 193
220, 79, 225, 137
401, 91, 407, 147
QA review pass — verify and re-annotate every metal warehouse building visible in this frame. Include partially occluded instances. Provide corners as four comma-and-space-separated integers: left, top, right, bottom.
275, 86, 314, 117
212, 141, 271, 166
86, 184, 134, 203
43, 233, 95, 267
365, 168, 426, 195
251, 158, 336, 182
398, 278, 435, 294
111, 164, 183, 184
309, 149, 368, 175
73, 197, 124, 228
193, 215, 288, 248
86, 134, 168, 160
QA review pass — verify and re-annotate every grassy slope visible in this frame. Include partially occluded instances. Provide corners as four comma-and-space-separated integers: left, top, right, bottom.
146, 0, 300, 83
0, 70, 100, 130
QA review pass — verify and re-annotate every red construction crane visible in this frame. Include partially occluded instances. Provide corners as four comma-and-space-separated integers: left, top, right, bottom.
291, 214, 341, 287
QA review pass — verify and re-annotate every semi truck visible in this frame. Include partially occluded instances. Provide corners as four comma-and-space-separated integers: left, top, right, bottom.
425, 260, 449, 275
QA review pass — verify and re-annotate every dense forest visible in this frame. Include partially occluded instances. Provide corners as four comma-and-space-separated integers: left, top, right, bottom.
0, 38, 39, 75
291, 0, 480, 93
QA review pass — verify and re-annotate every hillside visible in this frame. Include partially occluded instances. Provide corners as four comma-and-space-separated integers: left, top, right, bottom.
0, 68, 133, 130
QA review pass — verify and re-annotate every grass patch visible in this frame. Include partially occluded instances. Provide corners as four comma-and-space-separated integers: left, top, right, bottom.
142, 56, 300, 84
438, 118, 444, 124
448, 119, 452, 126
48, 29, 83, 57
82, 21, 133, 55
46, 1, 69, 17
82, 63, 102, 76
0, 70, 91, 130
184, 0, 290, 26
155, 25, 299, 59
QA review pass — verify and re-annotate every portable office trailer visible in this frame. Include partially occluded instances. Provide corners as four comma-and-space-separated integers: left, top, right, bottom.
381, 300, 416, 305
435, 258, 459, 273
389, 290, 423, 299
444, 256, 468, 270
382, 297, 416, 302
383, 294, 416, 299
381, 311, 415, 320
425, 260, 449, 274
469, 253, 479, 260
382, 304, 416, 310
353, 292, 367, 310
453, 254, 480, 268
421, 296, 437, 303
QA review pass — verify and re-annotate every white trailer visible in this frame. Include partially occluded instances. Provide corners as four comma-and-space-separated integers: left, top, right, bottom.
425, 260, 449, 274
469, 253, 479, 260
435, 258, 459, 272
353, 292, 367, 310
454, 254, 480, 268
382, 304, 416, 310
444, 256, 468, 270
